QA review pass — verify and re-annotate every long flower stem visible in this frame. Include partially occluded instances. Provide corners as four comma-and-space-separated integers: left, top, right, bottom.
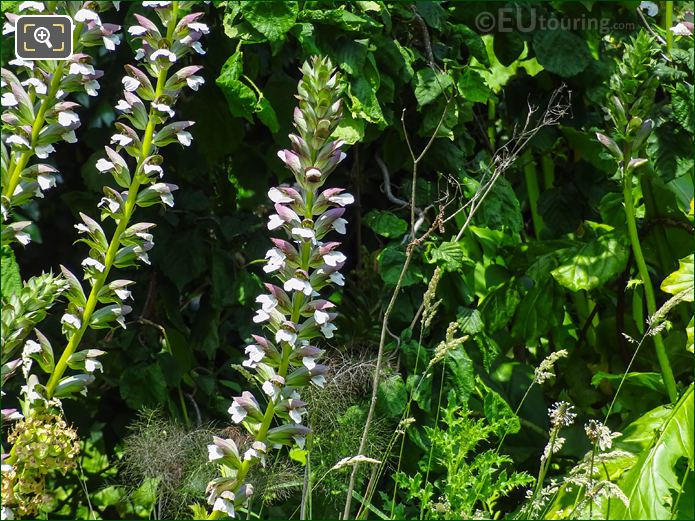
622, 168, 678, 403
45, 8, 179, 398
664, 1, 674, 54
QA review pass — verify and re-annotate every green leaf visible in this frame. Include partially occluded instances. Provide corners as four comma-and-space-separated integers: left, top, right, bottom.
661, 254, 694, 300
1, 245, 21, 299
119, 364, 168, 410
413, 68, 453, 107
493, 31, 524, 67
377, 246, 422, 287
331, 113, 364, 144
426, 241, 473, 272
512, 256, 564, 344
347, 76, 385, 125
216, 52, 257, 122
612, 385, 694, 519
480, 281, 520, 333
289, 447, 307, 465
255, 96, 279, 133
551, 230, 629, 291
456, 68, 491, 103
241, 1, 298, 49
532, 29, 592, 77
364, 210, 408, 238
377, 374, 407, 418
672, 82, 694, 134
444, 347, 474, 402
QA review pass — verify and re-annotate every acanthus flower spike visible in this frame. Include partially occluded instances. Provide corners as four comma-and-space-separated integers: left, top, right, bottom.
203, 56, 354, 519
1, 2, 123, 244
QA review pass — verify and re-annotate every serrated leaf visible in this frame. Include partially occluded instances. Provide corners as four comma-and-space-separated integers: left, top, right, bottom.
1, 245, 21, 299
551, 230, 629, 291
413, 68, 453, 107
377, 246, 422, 287
241, 1, 298, 49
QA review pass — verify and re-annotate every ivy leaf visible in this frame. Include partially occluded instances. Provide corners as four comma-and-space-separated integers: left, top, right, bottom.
660, 254, 694, 300
364, 210, 408, 238
532, 29, 592, 77
241, 1, 298, 50
551, 230, 629, 292
611, 385, 694, 519
1, 245, 21, 299
413, 68, 453, 107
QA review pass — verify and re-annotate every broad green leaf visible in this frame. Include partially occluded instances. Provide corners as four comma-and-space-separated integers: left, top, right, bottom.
456, 68, 491, 103
364, 210, 408, 238
377, 374, 407, 418
480, 281, 520, 333
532, 29, 592, 77
348, 76, 385, 125
493, 31, 524, 67
377, 246, 422, 287
512, 256, 564, 344
332, 113, 364, 144
551, 231, 628, 291
1, 245, 21, 299
612, 385, 694, 519
687, 316, 694, 353
413, 68, 453, 107
241, 1, 298, 49
119, 364, 168, 410
672, 82, 694, 134
661, 254, 694, 300
426, 240, 474, 272
216, 52, 257, 122
444, 347, 474, 403
255, 96, 279, 133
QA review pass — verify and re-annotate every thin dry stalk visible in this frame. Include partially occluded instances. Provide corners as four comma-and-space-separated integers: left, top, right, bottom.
342, 86, 571, 520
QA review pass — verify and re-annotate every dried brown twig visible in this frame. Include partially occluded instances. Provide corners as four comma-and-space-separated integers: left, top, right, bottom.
342, 85, 571, 520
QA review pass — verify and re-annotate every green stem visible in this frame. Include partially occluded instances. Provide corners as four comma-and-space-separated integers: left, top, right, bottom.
622, 168, 678, 402
45, 6, 179, 399
664, 1, 674, 54
487, 98, 496, 149
522, 149, 543, 238
541, 155, 554, 190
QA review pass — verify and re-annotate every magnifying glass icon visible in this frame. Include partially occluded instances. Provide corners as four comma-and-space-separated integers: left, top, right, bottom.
33, 26, 52, 48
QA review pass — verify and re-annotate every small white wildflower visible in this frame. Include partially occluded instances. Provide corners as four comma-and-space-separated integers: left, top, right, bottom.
74, 8, 101, 24
228, 401, 246, 424
671, 23, 693, 36
543, 436, 565, 459
332, 217, 347, 234
61, 313, 82, 329
320, 322, 337, 339
584, 420, 621, 451
82, 257, 106, 273
548, 401, 577, 428
323, 251, 346, 267
176, 130, 192, 146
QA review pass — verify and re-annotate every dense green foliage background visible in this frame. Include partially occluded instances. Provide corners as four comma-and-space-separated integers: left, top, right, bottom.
1, 1, 693, 519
